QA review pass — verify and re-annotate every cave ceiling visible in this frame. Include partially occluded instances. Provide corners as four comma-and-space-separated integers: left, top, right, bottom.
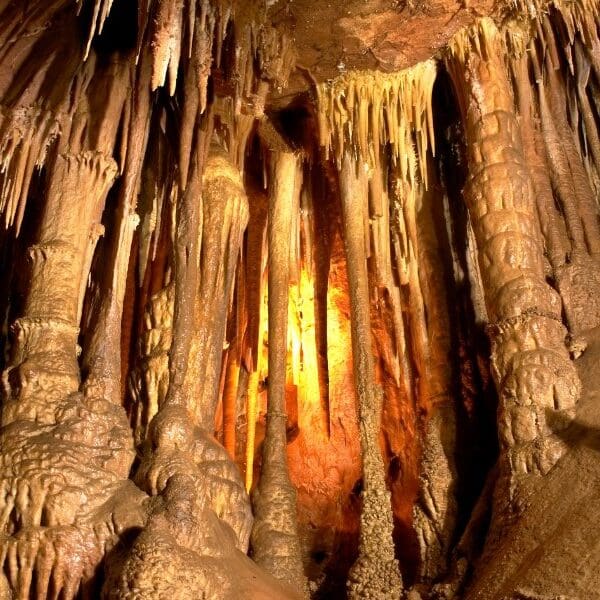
267, 0, 497, 102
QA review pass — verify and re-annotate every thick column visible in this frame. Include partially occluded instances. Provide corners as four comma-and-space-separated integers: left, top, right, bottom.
449, 19, 580, 492
133, 146, 252, 549
0, 151, 144, 600
3, 151, 117, 425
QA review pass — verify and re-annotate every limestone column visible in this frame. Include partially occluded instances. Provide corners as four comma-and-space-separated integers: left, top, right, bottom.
448, 19, 581, 496
339, 151, 403, 600
187, 150, 250, 428
0, 150, 143, 600
135, 143, 253, 553
250, 149, 306, 593
3, 151, 117, 425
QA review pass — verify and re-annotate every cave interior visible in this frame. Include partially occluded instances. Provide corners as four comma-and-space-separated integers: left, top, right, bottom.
1, 0, 600, 598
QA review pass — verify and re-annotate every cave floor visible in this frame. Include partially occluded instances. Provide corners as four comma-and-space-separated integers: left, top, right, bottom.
465, 327, 600, 599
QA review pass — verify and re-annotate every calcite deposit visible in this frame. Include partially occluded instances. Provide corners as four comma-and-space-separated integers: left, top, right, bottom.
1, 0, 600, 598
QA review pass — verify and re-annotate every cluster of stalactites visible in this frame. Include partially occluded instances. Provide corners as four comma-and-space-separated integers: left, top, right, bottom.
142, 0, 289, 110
499, 0, 600, 331
316, 61, 437, 187
0, 106, 59, 233
77, 0, 116, 58
484, 0, 600, 81
447, 16, 498, 67
313, 59, 441, 404
0, 0, 294, 241
501, 0, 600, 168
501, 0, 599, 35
78, 0, 231, 96
483, 0, 600, 70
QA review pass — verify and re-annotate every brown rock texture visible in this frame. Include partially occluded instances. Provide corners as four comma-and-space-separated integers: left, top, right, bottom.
448, 18, 580, 497
1, 0, 600, 598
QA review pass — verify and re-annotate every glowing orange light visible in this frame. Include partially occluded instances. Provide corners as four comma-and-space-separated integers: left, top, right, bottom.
245, 276, 268, 493
288, 269, 324, 435
245, 268, 327, 491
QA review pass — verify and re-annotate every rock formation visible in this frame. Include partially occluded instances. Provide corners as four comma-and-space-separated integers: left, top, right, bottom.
1, 0, 600, 598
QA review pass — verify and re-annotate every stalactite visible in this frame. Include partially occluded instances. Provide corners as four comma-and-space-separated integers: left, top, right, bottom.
0, 1, 82, 234
144, 0, 235, 106
369, 156, 413, 405
126, 138, 174, 439
573, 40, 600, 179
541, 22, 600, 248
447, 17, 581, 502
0, 107, 59, 233
508, 39, 569, 270
501, 2, 600, 336
185, 149, 250, 427
289, 262, 328, 437
82, 209, 140, 403
80, 54, 147, 405
394, 159, 432, 405
79, 0, 115, 59
543, 64, 599, 258
250, 141, 306, 595
316, 61, 436, 182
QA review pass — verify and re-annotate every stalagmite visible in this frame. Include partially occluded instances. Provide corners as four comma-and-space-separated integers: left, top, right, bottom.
448, 18, 581, 497
250, 142, 306, 594
410, 159, 459, 583
338, 151, 403, 599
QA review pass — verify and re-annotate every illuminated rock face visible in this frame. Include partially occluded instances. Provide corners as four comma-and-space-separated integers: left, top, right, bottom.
1, 1, 600, 599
